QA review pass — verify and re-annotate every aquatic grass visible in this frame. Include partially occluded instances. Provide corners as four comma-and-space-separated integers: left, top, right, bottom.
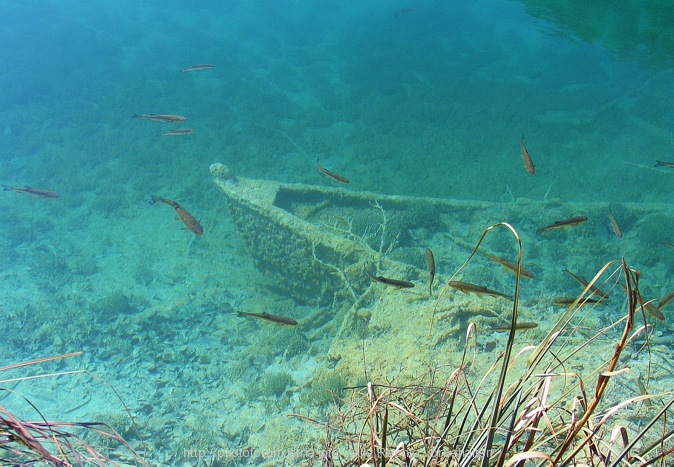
299, 368, 349, 411
0, 351, 148, 467
248, 371, 296, 398
306, 223, 674, 466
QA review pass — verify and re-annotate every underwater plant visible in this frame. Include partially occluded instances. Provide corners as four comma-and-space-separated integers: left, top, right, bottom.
248, 371, 296, 399
300, 223, 674, 466
92, 290, 136, 316
299, 368, 350, 413
261, 327, 309, 359
0, 352, 148, 466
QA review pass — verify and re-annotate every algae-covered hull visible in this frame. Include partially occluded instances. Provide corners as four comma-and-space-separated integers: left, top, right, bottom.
210, 161, 674, 394
210, 162, 672, 307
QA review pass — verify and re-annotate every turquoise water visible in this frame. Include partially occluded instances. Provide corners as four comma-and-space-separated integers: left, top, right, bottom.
1, 1, 674, 465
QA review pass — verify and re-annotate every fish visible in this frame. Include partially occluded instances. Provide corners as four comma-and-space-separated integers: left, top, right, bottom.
159, 128, 194, 136
489, 322, 538, 332
562, 269, 610, 300
237, 311, 298, 326
366, 272, 414, 288
553, 296, 604, 305
654, 160, 674, 168
658, 290, 674, 310
537, 216, 588, 233
149, 195, 203, 235
394, 7, 416, 17
481, 252, 535, 279
132, 114, 187, 122
520, 135, 535, 175
425, 248, 435, 296
317, 159, 350, 184
643, 302, 665, 320
637, 374, 652, 407
181, 64, 215, 72
448, 280, 514, 301
608, 209, 623, 238
2, 185, 60, 198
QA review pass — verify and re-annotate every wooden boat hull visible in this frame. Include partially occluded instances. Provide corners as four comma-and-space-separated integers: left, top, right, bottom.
211, 162, 673, 307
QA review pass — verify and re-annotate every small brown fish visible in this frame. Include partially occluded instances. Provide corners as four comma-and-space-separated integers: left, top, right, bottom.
132, 114, 187, 123
366, 272, 414, 288
238, 311, 298, 326
637, 374, 653, 407
317, 159, 350, 184
489, 322, 538, 332
448, 280, 514, 301
482, 252, 535, 279
2, 185, 60, 198
608, 209, 623, 238
520, 135, 535, 175
553, 296, 604, 305
654, 160, 674, 168
181, 64, 215, 72
425, 248, 435, 296
658, 290, 674, 310
159, 128, 194, 136
537, 216, 588, 233
562, 269, 610, 300
150, 195, 203, 235
643, 302, 665, 320
394, 7, 417, 17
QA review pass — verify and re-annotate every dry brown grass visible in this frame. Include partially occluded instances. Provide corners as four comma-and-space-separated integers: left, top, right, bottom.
299, 223, 674, 467
0, 352, 148, 467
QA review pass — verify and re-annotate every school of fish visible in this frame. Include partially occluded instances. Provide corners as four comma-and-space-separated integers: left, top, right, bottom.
5, 53, 673, 334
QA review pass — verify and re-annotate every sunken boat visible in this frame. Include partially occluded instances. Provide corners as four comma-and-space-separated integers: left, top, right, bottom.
210, 162, 674, 375
209, 162, 671, 300
210, 163, 674, 326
